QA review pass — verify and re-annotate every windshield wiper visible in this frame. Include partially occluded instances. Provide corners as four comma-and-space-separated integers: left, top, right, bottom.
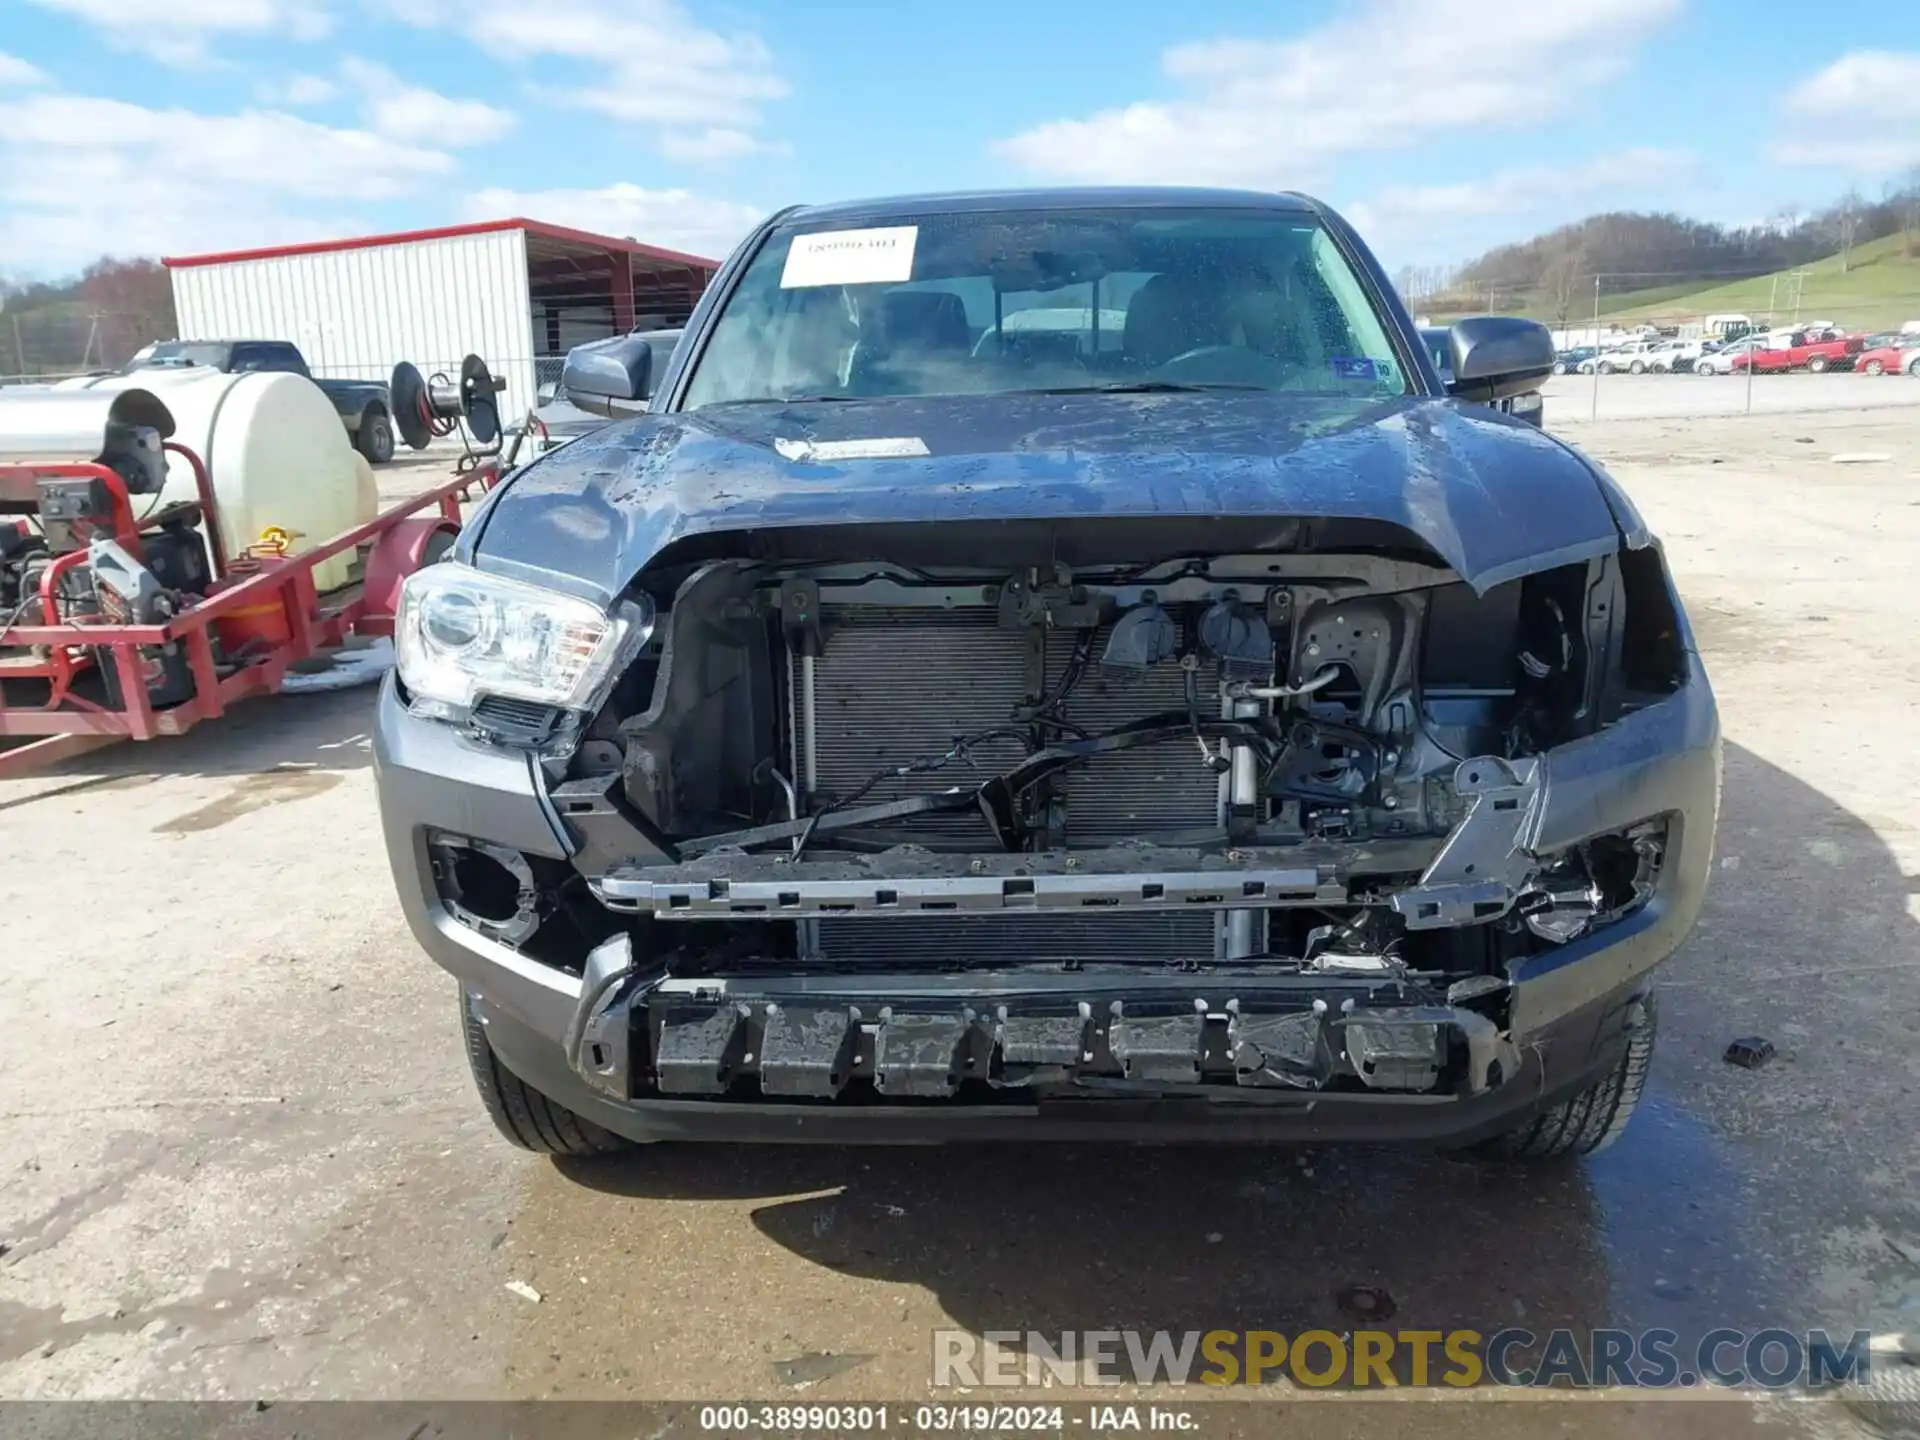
699, 393, 870, 408
1036, 381, 1270, 395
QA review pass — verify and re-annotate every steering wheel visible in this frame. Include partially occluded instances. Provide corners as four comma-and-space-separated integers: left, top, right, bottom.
1156, 345, 1243, 370
1146, 345, 1298, 387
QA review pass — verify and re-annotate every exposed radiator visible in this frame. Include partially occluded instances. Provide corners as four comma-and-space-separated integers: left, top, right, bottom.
796, 605, 1226, 965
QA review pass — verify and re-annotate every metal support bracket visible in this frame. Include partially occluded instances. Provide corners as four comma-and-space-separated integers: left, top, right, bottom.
1228, 1008, 1328, 1088
1107, 1008, 1206, 1084
873, 1011, 974, 1098
653, 1003, 751, 1096
1390, 755, 1545, 930
563, 932, 639, 1098
759, 1005, 861, 1098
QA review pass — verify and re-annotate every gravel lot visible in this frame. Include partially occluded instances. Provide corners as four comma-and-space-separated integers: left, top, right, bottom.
3, 390, 1918, 1433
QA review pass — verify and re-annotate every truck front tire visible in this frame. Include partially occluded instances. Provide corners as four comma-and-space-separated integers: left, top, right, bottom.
1476, 994, 1656, 1161
460, 991, 632, 1156
357, 408, 396, 465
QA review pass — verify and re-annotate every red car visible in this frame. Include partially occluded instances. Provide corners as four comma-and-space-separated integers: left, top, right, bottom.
1730, 327, 1864, 374
1855, 342, 1920, 377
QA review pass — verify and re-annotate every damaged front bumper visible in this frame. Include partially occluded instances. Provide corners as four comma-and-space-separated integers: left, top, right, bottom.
373, 650, 1718, 1145
565, 941, 1523, 1103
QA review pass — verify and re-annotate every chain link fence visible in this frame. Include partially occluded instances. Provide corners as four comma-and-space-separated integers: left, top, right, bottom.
1418, 268, 1920, 423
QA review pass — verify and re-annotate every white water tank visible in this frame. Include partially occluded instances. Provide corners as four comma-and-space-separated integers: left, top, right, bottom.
54, 369, 377, 592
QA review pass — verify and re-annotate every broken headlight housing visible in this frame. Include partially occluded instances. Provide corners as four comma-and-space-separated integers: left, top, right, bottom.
1517, 821, 1667, 944
395, 561, 653, 722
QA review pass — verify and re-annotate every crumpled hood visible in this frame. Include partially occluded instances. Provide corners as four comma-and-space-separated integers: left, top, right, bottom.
469, 390, 1620, 601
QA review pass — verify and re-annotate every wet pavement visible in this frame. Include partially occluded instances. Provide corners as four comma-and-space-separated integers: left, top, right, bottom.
1, 407, 1918, 1436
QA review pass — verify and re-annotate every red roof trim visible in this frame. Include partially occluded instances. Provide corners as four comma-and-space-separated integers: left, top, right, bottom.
162, 218, 718, 270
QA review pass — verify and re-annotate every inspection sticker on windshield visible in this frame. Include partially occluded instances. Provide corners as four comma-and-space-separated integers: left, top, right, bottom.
1330, 356, 1380, 380
781, 226, 919, 287
775, 436, 930, 462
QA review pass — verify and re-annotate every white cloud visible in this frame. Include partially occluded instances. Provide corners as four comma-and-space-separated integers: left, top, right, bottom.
462, 183, 764, 261
0, 52, 51, 86
24, 0, 331, 66
395, 0, 786, 161
994, 0, 1682, 187
658, 127, 785, 164
1772, 51, 1920, 173
0, 94, 455, 271
277, 73, 339, 106
1348, 149, 1701, 266
340, 58, 515, 146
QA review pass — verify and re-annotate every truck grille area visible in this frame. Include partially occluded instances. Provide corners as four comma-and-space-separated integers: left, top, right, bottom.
802, 606, 1221, 840
815, 913, 1219, 966
797, 604, 1227, 966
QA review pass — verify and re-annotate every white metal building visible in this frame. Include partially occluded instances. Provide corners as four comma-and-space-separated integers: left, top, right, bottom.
163, 219, 721, 422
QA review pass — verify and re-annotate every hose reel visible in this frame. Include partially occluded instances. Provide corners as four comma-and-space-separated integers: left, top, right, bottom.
391, 354, 506, 453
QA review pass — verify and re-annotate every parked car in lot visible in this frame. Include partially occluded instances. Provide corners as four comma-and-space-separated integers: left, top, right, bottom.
1552, 346, 1597, 375
1695, 337, 1764, 375
124, 339, 397, 463
1642, 338, 1707, 373
379, 185, 1717, 1165
1588, 340, 1665, 374
1732, 327, 1864, 374
1854, 341, 1920, 377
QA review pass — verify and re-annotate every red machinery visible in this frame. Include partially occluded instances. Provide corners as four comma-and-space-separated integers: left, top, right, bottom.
0, 416, 499, 781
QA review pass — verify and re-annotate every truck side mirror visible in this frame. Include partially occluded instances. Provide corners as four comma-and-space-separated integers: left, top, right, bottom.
1446, 317, 1555, 404
561, 335, 654, 417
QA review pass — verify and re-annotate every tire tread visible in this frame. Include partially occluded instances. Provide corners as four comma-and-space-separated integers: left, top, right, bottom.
460, 992, 629, 1156
1477, 993, 1655, 1161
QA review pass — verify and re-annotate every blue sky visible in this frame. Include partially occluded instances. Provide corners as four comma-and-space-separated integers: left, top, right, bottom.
1, 0, 1916, 278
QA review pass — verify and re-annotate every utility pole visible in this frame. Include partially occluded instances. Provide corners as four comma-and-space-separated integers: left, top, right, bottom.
1590, 275, 1602, 422
1744, 307, 1758, 416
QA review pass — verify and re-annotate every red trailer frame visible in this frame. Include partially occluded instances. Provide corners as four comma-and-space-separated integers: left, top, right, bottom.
0, 441, 498, 779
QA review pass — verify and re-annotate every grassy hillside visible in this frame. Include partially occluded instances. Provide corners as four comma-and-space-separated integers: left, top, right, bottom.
1418, 233, 1920, 333
1604, 233, 1920, 330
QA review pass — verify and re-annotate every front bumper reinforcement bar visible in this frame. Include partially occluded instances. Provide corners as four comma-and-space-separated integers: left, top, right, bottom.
589, 838, 1445, 919
563, 935, 1522, 1105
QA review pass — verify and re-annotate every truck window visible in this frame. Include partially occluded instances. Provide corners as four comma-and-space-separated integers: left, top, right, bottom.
233, 343, 307, 375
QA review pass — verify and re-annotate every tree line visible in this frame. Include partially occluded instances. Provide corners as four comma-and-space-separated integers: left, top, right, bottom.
1397, 172, 1920, 326
0, 259, 177, 380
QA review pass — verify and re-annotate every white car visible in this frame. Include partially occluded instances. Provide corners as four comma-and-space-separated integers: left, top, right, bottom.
1693, 338, 1763, 375
1582, 339, 1663, 374
1643, 339, 1707, 373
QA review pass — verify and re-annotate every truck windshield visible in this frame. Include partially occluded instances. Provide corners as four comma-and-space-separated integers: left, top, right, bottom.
679, 208, 1410, 408
139, 343, 229, 369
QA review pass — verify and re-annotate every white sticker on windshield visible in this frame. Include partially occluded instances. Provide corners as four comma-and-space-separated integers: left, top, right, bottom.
780, 226, 919, 288
774, 436, 930, 462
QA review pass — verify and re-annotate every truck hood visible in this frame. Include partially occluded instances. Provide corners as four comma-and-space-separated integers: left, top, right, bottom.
468, 390, 1621, 601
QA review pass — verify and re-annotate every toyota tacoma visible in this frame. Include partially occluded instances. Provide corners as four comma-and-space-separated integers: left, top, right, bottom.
374, 188, 1719, 1161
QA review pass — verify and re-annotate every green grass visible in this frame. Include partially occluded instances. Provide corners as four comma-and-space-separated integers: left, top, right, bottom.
1603, 232, 1920, 330
1418, 232, 1920, 332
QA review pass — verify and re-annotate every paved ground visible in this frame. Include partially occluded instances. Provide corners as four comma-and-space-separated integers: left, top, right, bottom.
2, 396, 1919, 1434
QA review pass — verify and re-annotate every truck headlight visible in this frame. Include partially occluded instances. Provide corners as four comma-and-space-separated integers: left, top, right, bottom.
395, 561, 652, 720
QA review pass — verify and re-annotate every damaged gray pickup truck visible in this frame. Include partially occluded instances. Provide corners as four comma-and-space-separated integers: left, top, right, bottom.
375, 187, 1719, 1163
